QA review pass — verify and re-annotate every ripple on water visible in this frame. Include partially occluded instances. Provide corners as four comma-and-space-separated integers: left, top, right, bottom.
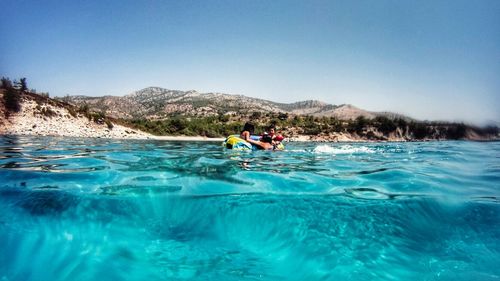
100, 184, 183, 196
344, 187, 392, 200
0, 137, 499, 280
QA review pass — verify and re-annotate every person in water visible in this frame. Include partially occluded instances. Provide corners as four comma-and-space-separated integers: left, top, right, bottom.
265, 125, 285, 149
246, 134, 274, 150
257, 125, 275, 142
266, 125, 283, 143
239, 122, 283, 150
267, 125, 276, 138
240, 122, 255, 141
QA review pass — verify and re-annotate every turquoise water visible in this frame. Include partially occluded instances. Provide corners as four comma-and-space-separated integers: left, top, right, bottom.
0, 135, 499, 281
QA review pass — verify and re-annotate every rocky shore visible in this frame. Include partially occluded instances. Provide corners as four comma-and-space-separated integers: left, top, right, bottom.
0, 99, 153, 139
1, 93, 497, 142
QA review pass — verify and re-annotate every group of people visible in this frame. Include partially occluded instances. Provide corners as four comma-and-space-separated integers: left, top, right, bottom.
240, 122, 285, 150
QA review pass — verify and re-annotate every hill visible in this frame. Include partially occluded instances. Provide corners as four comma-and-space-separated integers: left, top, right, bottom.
67, 87, 400, 121
0, 89, 153, 139
1, 79, 498, 141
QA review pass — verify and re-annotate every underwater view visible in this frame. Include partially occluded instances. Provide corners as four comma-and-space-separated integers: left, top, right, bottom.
0, 135, 499, 281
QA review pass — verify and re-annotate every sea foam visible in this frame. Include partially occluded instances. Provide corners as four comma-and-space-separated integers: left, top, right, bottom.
313, 144, 375, 154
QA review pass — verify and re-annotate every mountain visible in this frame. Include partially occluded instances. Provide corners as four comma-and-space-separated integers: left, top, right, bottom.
67, 87, 400, 120
2, 87, 497, 141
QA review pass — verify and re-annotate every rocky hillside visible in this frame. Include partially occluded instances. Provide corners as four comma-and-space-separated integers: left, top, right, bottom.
0, 90, 153, 139
67, 87, 399, 121
2, 74, 498, 142
2, 88, 498, 141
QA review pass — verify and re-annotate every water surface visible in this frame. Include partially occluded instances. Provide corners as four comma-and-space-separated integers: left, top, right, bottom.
0, 136, 499, 280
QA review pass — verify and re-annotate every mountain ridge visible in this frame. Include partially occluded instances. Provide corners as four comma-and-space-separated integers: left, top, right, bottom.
67, 86, 406, 121
1, 85, 498, 141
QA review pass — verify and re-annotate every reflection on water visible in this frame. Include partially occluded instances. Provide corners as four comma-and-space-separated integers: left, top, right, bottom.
0, 135, 499, 280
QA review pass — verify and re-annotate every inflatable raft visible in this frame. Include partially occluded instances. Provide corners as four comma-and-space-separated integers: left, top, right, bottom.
223, 135, 285, 151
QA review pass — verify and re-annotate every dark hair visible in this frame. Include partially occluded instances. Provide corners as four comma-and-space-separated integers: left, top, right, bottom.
261, 135, 272, 144
242, 122, 255, 134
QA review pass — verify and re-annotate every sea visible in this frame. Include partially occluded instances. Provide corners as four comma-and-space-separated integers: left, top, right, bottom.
0, 135, 499, 281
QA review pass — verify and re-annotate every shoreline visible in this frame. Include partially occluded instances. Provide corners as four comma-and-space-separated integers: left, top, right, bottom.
2, 133, 498, 143
1, 96, 497, 143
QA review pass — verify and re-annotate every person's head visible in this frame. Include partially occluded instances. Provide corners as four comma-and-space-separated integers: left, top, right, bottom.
242, 122, 255, 134
261, 134, 273, 144
268, 125, 276, 135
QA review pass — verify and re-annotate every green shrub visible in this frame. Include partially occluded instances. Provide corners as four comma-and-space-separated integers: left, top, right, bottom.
348, 116, 367, 134
1, 77, 13, 89
105, 120, 114, 130
67, 107, 78, 118
218, 114, 230, 122
3, 88, 21, 113
18, 78, 27, 92
251, 111, 262, 119
78, 104, 91, 119
409, 122, 429, 139
40, 107, 57, 118
445, 124, 467, 139
91, 111, 106, 123
374, 116, 397, 134
278, 112, 288, 120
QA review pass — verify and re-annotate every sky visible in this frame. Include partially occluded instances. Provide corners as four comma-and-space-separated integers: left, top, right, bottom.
1, 0, 499, 124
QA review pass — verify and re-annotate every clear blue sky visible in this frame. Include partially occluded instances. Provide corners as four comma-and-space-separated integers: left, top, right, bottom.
1, 0, 499, 124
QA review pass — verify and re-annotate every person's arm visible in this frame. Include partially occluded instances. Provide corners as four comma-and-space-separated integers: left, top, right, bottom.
241, 131, 250, 141
247, 139, 274, 150
246, 138, 265, 149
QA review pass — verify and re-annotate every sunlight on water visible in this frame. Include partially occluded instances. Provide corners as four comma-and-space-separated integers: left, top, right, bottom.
0, 136, 499, 280
313, 144, 375, 154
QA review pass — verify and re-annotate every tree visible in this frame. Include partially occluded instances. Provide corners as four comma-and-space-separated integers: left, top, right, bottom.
19, 78, 27, 92
374, 116, 397, 134
409, 122, 429, 139
1, 77, 13, 89
446, 123, 467, 139
278, 112, 288, 120
3, 87, 21, 113
251, 111, 262, 119
348, 116, 367, 134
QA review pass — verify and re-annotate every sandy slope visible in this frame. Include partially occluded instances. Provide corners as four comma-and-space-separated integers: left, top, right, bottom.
0, 99, 155, 139
0, 98, 222, 142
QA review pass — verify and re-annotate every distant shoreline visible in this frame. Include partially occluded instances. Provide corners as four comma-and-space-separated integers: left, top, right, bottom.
1, 89, 498, 143
2, 133, 499, 144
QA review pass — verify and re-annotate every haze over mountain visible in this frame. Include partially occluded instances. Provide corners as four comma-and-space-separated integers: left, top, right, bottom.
68, 87, 409, 121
